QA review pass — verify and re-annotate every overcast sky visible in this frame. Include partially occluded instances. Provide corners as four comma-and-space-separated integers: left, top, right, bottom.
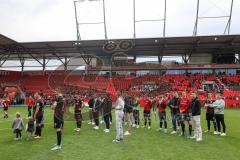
0, 0, 240, 42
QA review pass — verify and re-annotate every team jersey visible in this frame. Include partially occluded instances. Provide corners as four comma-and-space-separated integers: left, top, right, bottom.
75, 98, 82, 111
157, 99, 167, 112
54, 96, 64, 120
88, 98, 95, 109
26, 97, 35, 107
179, 97, 190, 113
33, 99, 44, 117
143, 99, 152, 111
3, 99, 10, 107
169, 97, 180, 113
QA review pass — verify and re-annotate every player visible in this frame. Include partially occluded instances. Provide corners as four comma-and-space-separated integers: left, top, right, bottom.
156, 95, 168, 133
2, 96, 10, 119
93, 96, 102, 130
143, 96, 152, 129
33, 93, 44, 139
101, 93, 112, 133
74, 96, 83, 132
26, 95, 35, 117
169, 91, 180, 134
88, 95, 95, 125
51, 93, 65, 151
179, 91, 191, 137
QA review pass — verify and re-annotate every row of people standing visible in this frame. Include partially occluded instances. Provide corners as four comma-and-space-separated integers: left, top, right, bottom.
73, 94, 113, 133
113, 91, 226, 142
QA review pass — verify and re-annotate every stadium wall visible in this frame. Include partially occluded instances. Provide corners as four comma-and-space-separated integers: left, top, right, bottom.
189, 53, 212, 64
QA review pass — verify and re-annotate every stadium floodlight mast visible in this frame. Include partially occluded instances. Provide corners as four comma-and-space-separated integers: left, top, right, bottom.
133, 0, 167, 38
74, 0, 108, 41
193, 0, 234, 36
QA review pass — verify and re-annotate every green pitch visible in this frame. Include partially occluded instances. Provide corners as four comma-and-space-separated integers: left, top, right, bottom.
0, 106, 239, 160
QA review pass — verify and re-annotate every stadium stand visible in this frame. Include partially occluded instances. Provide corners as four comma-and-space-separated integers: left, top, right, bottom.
0, 70, 239, 108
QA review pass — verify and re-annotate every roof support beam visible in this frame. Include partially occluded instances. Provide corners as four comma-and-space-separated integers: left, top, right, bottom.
29, 54, 43, 66
18, 54, 25, 73
0, 53, 11, 67
158, 56, 163, 64
64, 57, 67, 71
182, 53, 192, 64
43, 57, 46, 72
53, 53, 65, 65
236, 53, 240, 64
81, 55, 92, 65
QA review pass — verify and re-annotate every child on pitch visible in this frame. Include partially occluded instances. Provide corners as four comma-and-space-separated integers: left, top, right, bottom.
12, 112, 25, 140
3, 96, 10, 119
26, 116, 35, 140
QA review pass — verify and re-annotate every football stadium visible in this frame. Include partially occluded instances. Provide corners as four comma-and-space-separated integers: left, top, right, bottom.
0, 0, 240, 160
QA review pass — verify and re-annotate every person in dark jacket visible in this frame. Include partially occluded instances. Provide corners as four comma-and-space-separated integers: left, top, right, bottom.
169, 91, 180, 134
190, 92, 202, 142
93, 96, 102, 130
124, 96, 134, 135
102, 94, 112, 133
74, 96, 83, 132
51, 93, 65, 150
88, 95, 95, 125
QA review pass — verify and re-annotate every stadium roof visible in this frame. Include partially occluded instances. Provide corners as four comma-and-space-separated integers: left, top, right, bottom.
0, 34, 240, 61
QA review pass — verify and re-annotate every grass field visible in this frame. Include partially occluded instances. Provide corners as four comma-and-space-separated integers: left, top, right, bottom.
0, 106, 240, 160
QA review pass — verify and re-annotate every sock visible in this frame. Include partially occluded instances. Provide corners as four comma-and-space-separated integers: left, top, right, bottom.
165, 121, 167, 129
77, 121, 81, 128
160, 122, 163, 128
35, 127, 39, 136
38, 127, 42, 137
207, 120, 210, 131
189, 125, 192, 136
57, 131, 62, 146
213, 121, 217, 131
181, 122, 185, 135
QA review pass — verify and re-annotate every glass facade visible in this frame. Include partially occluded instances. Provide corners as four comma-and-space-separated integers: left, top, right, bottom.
165, 69, 237, 75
